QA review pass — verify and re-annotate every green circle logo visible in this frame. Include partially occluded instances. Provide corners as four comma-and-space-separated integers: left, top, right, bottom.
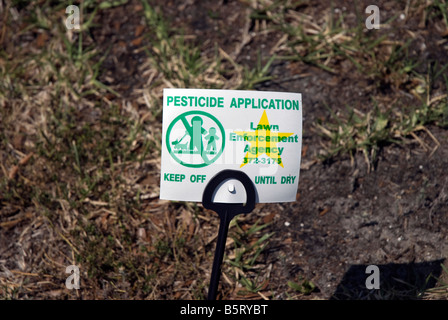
166, 111, 225, 168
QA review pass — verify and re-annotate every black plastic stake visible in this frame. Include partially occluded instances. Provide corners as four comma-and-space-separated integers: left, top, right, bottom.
207, 208, 232, 301
202, 170, 256, 300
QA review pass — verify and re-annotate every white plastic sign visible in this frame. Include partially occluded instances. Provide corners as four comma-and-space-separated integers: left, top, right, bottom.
159, 88, 302, 203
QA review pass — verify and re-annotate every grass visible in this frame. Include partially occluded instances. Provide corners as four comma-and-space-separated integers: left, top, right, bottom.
0, 0, 278, 299
264, 2, 448, 168
424, 263, 448, 299
287, 278, 317, 296
244, 0, 447, 169
1, 0, 448, 300
316, 72, 447, 169
225, 218, 274, 297
141, 1, 274, 91
332, 262, 448, 300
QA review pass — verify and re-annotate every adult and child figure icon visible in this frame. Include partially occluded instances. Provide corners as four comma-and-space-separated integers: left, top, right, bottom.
172, 115, 220, 157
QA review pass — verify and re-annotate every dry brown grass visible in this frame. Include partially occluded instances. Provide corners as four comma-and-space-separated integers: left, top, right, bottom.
0, 0, 278, 300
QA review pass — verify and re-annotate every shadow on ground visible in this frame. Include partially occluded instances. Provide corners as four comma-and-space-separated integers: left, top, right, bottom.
331, 259, 445, 300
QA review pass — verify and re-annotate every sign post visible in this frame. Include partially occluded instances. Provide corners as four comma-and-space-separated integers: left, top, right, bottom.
160, 88, 302, 299
202, 169, 256, 300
